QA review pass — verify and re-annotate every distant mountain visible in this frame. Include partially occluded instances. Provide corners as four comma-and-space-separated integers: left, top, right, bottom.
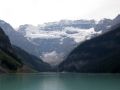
17, 20, 100, 66
112, 15, 120, 26
39, 19, 96, 31
59, 22, 120, 73
94, 15, 120, 33
0, 27, 51, 73
0, 20, 40, 57
0, 16, 118, 66
94, 19, 112, 32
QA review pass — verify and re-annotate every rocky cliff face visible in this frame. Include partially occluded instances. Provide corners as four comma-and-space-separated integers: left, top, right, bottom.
59, 22, 120, 73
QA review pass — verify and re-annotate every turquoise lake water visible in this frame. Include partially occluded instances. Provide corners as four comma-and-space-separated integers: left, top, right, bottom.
0, 73, 120, 90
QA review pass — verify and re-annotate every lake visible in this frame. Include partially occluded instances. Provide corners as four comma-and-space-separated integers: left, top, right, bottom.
0, 73, 120, 90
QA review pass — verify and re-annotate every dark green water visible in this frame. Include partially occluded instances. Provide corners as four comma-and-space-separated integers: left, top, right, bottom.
0, 73, 120, 90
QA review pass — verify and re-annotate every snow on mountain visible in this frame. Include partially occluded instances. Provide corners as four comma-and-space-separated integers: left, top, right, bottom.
94, 18, 112, 33
18, 24, 39, 35
64, 27, 101, 43
17, 20, 101, 66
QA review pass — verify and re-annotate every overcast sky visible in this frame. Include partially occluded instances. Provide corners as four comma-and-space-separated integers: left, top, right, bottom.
0, 0, 120, 27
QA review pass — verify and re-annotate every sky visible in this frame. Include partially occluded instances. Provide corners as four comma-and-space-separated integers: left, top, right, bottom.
0, 0, 120, 27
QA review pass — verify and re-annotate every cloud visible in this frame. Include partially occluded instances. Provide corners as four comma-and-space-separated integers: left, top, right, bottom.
0, 0, 120, 27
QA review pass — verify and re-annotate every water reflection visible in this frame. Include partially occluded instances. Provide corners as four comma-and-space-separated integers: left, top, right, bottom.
40, 74, 67, 90
0, 73, 67, 90
0, 73, 120, 90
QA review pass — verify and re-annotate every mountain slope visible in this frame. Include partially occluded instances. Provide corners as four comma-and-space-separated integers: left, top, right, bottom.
0, 27, 22, 73
0, 27, 51, 73
59, 23, 120, 73
13, 46, 51, 72
0, 20, 40, 57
